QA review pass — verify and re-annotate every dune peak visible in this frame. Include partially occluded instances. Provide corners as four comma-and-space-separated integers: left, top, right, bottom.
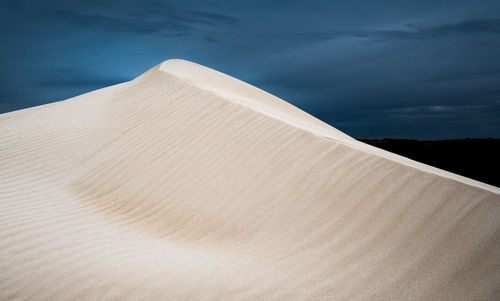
0, 59, 499, 300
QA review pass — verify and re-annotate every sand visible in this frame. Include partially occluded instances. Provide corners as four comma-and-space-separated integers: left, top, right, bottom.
1, 59, 499, 300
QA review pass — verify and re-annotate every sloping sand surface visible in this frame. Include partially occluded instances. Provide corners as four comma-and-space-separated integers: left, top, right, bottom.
1, 59, 499, 300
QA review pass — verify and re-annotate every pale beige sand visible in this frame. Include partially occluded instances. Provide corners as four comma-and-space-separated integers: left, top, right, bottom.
1, 59, 499, 300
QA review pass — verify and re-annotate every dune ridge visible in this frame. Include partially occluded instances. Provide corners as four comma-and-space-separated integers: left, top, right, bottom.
1, 59, 499, 300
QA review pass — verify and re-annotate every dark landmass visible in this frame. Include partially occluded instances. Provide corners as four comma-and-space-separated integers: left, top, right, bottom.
359, 138, 500, 188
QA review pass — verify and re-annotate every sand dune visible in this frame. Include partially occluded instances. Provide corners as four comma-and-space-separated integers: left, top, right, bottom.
1, 59, 499, 300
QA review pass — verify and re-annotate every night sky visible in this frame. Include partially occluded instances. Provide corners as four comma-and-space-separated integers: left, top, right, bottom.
1, 0, 499, 139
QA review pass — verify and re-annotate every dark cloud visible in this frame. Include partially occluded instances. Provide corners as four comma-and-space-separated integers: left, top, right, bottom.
187, 10, 239, 26
38, 3, 239, 36
321, 100, 500, 139
264, 18, 500, 43
346, 18, 500, 41
41, 9, 190, 33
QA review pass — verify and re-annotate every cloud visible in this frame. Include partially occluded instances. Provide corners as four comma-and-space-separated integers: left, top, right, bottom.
239, 18, 500, 45
42, 9, 189, 34
253, 18, 500, 44
39, 3, 240, 36
322, 100, 500, 139
187, 10, 239, 26
384, 105, 455, 115
338, 18, 500, 42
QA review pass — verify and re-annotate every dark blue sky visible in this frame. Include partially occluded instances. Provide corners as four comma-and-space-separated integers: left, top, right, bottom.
1, 0, 499, 138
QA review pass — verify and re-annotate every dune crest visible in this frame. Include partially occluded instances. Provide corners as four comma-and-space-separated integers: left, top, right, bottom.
1, 59, 499, 300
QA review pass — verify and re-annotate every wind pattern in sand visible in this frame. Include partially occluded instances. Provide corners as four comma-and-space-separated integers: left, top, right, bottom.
1, 60, 499, 300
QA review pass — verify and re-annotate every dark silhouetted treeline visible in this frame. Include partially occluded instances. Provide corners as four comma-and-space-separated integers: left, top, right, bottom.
359, 138, 500, 188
